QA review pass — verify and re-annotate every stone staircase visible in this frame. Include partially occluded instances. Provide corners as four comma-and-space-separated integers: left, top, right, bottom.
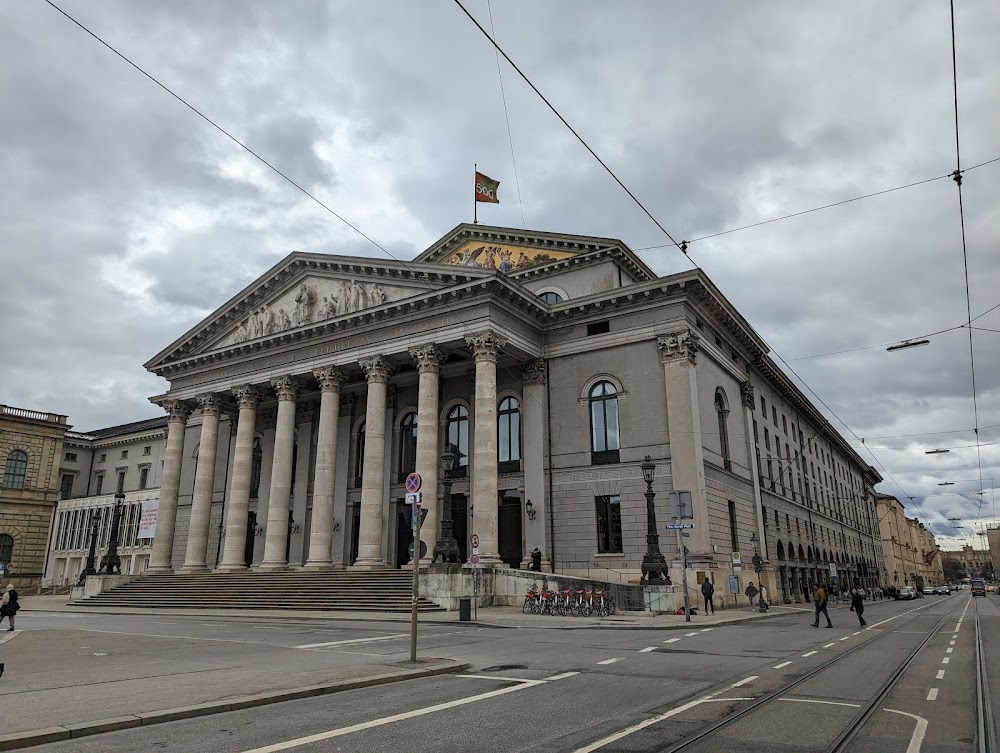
77, 570, 446, 612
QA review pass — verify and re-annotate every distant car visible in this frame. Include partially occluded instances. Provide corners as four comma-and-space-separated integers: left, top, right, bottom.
972, 579, 986, 597
988, 585, 996, 593
897, 586, 917, 600
922, 587, 935, 596
934, 586, 950, 595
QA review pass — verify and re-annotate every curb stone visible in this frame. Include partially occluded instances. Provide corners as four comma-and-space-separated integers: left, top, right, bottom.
0, 661, 470, 752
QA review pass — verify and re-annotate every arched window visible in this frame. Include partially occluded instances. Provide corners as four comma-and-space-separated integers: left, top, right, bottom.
250, 438, 263, 499
398, 412, 418, 482
354, 422, 366, 487
715, 390, 731, 471
776, 540, 785, 560
3, 450, 27, 489
537, 291, 563, 304
0, 534, 13, 564
498, 397, 521, 472
589, 381, 620, 465
446, 405, 469, 477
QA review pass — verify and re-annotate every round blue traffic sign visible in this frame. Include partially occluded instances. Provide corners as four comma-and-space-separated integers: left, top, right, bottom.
405, 473, 422, 493
469, 554, 480, 565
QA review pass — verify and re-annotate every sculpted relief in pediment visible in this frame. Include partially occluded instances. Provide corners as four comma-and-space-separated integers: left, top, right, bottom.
224, 277, 410, 348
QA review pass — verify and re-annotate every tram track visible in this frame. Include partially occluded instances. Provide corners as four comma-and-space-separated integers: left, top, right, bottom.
975, 597, 998, 753
659, 598, 958, 753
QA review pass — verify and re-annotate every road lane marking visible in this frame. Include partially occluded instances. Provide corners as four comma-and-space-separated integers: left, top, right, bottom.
802, 651, 817, 657
295, 634, 408, 649
942, 657, 950, 664
839, 637, 850, 641
238, 678, 547, 753
547, 671, 580, 681
780, 698, 860, 708
731, 676, 758, 688
946, 647, 953, 653
773, 661, 793, 669
597, 658, 622, 665
952, 634, 958, 639
927, 688, 938, 701
885, 709, 928, 753
640, 647, 657, 653
664, 638, 681, 643
700, 628, 714, 632
685, 632, 699, 636
853, 631, 861, 636
824, 643, 836, 648
151, 621, 176, 625
950, 640, 956, 645
459, 674, 538, 683
937, 670, 945, 679
704, 697, 753, 702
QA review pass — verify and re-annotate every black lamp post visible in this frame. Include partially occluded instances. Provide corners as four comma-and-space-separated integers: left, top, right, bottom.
77, 509, 102, 585
894, 570, 899, 585
100, 492, 125, 575
640, 456, 668, 581
432, 448, 460, 564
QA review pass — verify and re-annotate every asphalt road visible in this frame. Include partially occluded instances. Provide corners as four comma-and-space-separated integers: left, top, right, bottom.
20, 594, 1000, 753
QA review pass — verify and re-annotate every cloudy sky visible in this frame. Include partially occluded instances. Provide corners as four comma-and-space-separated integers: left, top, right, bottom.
2, 2, 998, 546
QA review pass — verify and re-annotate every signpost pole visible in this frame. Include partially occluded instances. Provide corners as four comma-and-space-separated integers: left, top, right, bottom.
405, 472, 423, 664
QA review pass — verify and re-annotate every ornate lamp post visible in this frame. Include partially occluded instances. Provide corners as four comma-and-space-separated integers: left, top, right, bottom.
432, 448, 460, 564
100, 492, 125, 575
77, 509, 103, 585
640, 456, 668, 581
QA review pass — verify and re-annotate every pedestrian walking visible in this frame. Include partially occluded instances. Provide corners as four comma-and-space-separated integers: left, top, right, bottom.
759, 584, 769, 611
0, 584, 18, 631
530, 548, 542, 572
701, 577, 715, 614
850, 587, 867, 627
744, 582, 758, 610
811, 582, 832, 628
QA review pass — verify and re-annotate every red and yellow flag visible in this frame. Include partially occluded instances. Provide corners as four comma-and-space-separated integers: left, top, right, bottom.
475, 171, 500, 204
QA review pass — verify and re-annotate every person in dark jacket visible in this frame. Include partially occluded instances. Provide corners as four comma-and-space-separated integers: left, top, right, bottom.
811, 583, 832, 628
849, 587, 867, 627
701, 577, 715, 614
530, 548, 542, 572
0, 584, 18, 631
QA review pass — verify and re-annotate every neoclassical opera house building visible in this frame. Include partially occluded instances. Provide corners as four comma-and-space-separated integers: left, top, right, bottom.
143, 224, 884, 603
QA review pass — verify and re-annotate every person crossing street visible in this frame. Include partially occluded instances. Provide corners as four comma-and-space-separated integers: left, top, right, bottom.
811, 582, 832, 628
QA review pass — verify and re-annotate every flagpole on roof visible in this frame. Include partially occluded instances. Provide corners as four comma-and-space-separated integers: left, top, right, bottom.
474, 163, 478, 225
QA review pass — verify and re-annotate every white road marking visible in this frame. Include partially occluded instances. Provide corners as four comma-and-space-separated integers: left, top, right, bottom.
942, 657, 950, 664
885, 709, 928, 753
639, 647, 657, 653
937, 670, 946, 679
731, 676, 758, 688
700, 628, 714, 632
927, 688, 938, 701
685, 632, 699, 637
546, 671, 580, 681
664, 638, 681, 644
802, 651, 817, 657
946, 647, 953, 653
952, 634, 958, 639
459, 674, 537, 683
824, 642, 837, 648
704, 697, 754, 702
950, 640, 956, 646
151, 621, 176, 625
295, 634, 408, 649
839, 636, 850, 641
597, 658, 622, 665
773, 661, 793, 669
237, 679, 547, 753
780, 698, 860, 708
853, 631, 862, 636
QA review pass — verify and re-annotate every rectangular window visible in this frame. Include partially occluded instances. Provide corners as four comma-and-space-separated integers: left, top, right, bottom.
797, 518, 801, 534
60, 473, 74, 498
121, 450, 128, 460
139, 467, 149, 490
95, 474, 104, 496
143, 446, 151, 456
117, 470, 126, 494
99, 453, 106, 463
760, 396, 766, 415
767, 458, 774, 489
586, 321, 610, 336
764, 428, 770, 451
728, 500, 739, 553
752, 420, 758, 444
595, 495, 623, 553
64, 452, 78, 462
762, 505, 768, 527
775, 509, 780, 529
772, 406, 778, 426
782, 415, 788, 435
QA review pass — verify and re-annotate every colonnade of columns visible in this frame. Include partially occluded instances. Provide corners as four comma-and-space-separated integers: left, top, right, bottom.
146, 332, 510, 574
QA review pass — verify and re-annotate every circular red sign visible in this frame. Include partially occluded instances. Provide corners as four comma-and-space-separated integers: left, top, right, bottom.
405, 473, 422, 493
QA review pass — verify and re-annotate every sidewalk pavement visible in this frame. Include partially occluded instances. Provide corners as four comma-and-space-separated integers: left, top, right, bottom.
0, 626, 465, 750
19, 594, 876, 630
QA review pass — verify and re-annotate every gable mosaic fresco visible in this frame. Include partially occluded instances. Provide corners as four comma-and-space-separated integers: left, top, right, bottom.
441, 240, 576, 272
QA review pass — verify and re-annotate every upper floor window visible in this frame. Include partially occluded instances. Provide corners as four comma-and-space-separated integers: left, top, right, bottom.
3, 450, 27, 489
498, 397, 521, 472
99, 453, 106, 463
715, 390, 731, 471
589, 381, 620, 465
64, 452, 78, 462
537, 291, 563, 304
121, 450, 128, 460
0, 534, 12, 565
143, 446, 151, 456
95, 474, 104, 496
399, 412, 418, 481
116, 470, 126, 494
250, 438, 263, 498
354, 422, 366, 487
139, 467, 149, 490
446, 406, 470, 477
60, 473, 74, 498
595, 495, 623, 553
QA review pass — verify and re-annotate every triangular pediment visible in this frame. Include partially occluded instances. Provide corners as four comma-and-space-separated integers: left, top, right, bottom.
416, 224, 614, 269
145, 251, 488, 371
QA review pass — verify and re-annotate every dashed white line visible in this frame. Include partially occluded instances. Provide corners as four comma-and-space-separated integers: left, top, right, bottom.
946, 647, 953, 654
950, 640, 956, 646
597, 658, 622, 665
780, 698, 860, 708
639, 647, 657, 653
700, 628, 714, 632
936, 670, 946, 680
927, 688, 939, 701
547, 672, 580, 681
839, 636, 850, 641
773, 661, 793, 669
802, 651, 817, 657
942, 657, 950, 664
685, 632, 699, 637
731, 676, 758, 688
824, 643, 836, 648
852, 631, 861, 636
664, 638, 681, 644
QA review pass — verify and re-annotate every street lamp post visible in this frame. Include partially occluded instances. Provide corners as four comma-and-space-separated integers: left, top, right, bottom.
640, 456, 668, 581
750, 532, 765, 612
432, 448, 460, 564
100, 492, 125, 575
77, 509, 102, 585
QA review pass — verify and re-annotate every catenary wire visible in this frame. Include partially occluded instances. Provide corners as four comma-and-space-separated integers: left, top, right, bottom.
486, 0, 526, 230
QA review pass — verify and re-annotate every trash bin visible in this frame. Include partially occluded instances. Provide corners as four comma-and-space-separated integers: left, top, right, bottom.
459, 598, 472, 621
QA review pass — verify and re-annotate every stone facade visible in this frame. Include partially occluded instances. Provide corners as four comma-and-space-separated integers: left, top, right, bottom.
0, 404, 69, 588
877, 494, 945, 587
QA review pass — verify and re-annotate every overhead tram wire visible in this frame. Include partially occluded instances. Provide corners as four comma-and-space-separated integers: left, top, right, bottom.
486, 0, 526, 230
452, 0, 693, 265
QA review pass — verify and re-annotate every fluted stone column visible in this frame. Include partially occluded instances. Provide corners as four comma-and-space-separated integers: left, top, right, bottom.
259, 376, 299, 571
410, 345, 443, 558
352, 355, 393, 569
217, 385, 259, 571
180, 393, 224, 572
147, 400, 192, 574
305, 367, 345, 569
467, 331, 505, 565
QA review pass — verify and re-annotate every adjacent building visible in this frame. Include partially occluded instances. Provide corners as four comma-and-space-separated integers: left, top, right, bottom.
0, 403, 70, 588
876, 493, 944, 588
941, 542, 993, 581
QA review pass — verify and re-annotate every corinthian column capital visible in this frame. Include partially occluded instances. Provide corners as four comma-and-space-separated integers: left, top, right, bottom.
409, 344, 445, 374
159, 399, 192, 423
359, 355, 393, 384
196, 393, 224, 416
466, 331, 506, 363
313, 367, 346, 391
657, 329, 699, 365
740, 381, 755, 409
232, 384, 261, 410
270, 375, 301, 402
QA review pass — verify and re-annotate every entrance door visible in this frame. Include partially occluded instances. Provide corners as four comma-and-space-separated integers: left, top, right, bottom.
451, 494, 468, 562
499, 492, 523, 568
244, 512, 257, 568
395, 503, 414, 568
350, 507, 360, 565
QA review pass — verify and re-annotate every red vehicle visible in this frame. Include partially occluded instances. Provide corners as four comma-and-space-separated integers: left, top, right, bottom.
971, 578, 986, 597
